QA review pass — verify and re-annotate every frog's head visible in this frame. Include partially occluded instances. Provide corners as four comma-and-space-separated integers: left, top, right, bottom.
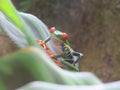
49, 27, 70, 45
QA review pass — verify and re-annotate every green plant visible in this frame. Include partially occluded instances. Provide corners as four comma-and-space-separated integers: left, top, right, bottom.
0, 0, 80, 70
0, 0, 120, 90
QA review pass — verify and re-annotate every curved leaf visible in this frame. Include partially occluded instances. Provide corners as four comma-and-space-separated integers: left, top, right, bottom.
17, 81, 120, 90
0, 47, 102, 89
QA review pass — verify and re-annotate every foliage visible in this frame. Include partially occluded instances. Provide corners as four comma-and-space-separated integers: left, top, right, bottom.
0, 0, 41, 47
0, 47, 102, 89
0, 0, 120, 90
18, 81, 120, 90
0, 0, 80, 71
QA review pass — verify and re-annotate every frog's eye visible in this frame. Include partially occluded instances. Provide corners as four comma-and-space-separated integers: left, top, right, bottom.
62, 33, 68, 40
50, 27, 55, 33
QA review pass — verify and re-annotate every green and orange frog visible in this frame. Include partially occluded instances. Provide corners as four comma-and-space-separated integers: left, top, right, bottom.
36, 27, 83, 70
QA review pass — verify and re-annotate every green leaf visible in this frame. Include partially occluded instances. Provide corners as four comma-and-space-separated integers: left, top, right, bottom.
17, 81, 120, 90
0, 47, 102, 89
0, 0, 41, 47
0, 0, 23, 30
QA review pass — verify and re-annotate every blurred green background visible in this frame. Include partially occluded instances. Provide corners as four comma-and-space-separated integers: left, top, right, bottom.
1, 0, 120, 82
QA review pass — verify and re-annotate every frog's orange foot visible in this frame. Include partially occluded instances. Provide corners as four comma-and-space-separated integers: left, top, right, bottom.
53, 60, 62, 67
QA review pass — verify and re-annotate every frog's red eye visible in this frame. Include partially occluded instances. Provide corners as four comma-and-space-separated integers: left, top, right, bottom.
50, 27, 55, 33
62, 33, 68, 40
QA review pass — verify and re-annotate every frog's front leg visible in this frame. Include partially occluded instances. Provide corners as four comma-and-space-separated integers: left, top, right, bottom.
44, 36, 51, 43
